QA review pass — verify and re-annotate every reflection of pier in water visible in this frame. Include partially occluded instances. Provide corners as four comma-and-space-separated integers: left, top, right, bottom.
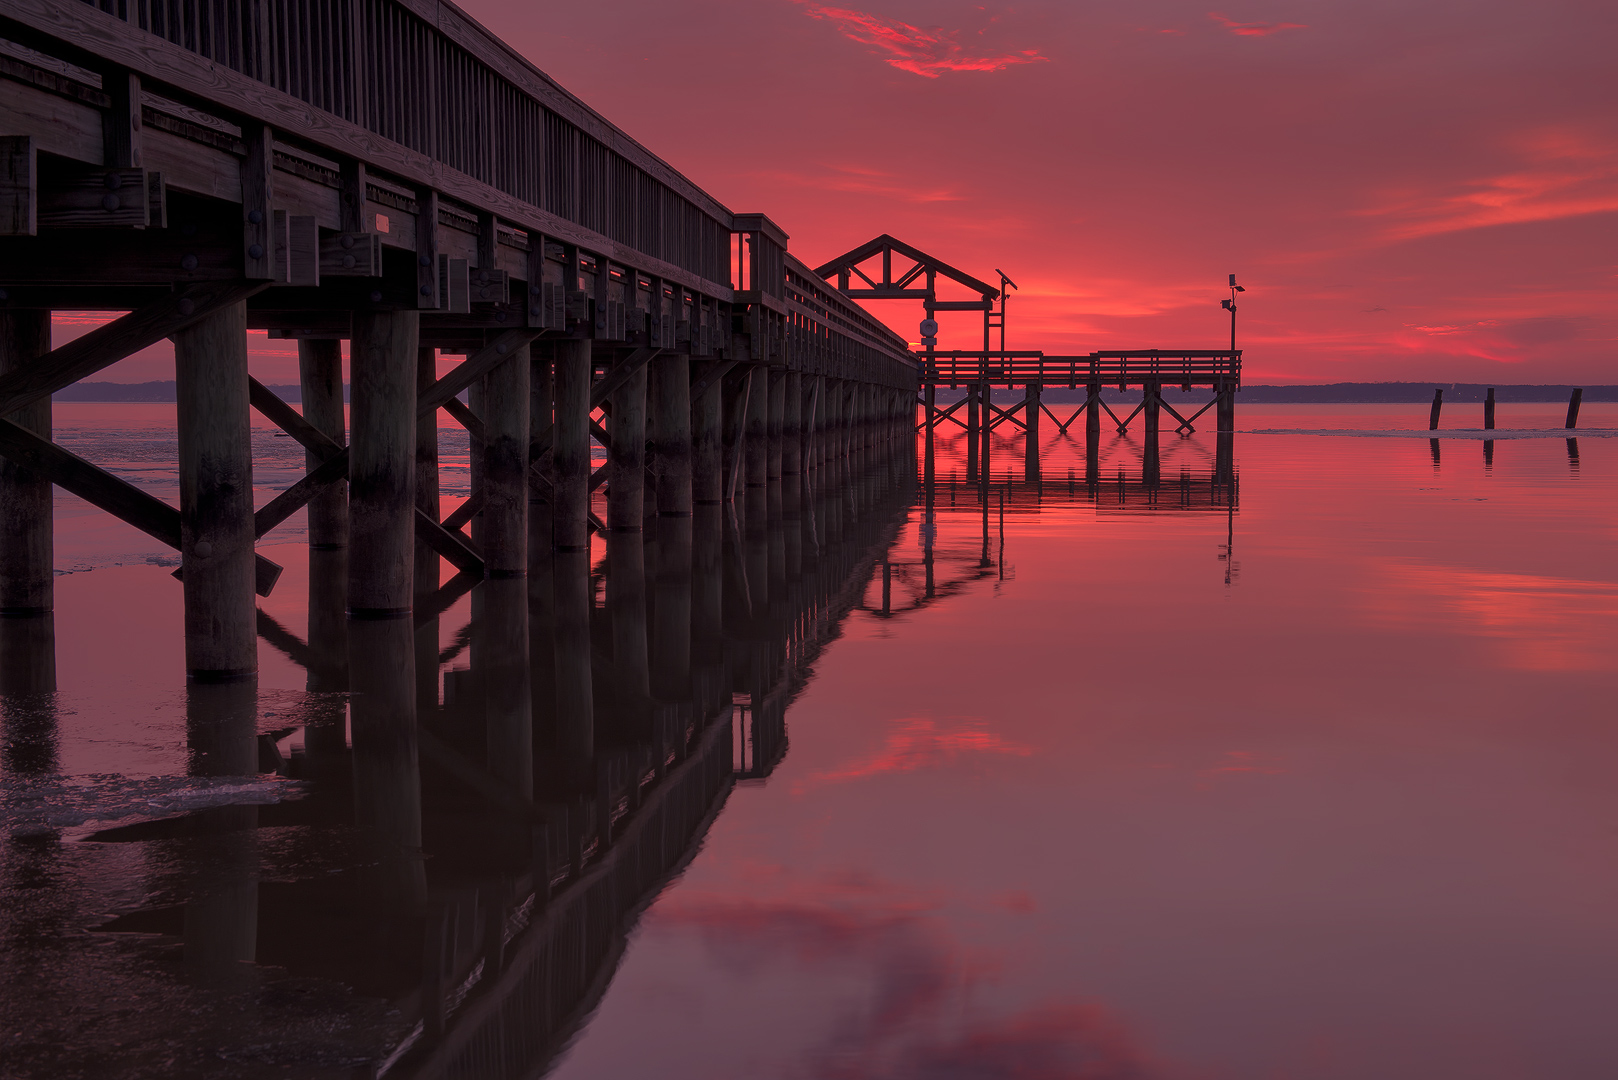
2, 451, 917, 1079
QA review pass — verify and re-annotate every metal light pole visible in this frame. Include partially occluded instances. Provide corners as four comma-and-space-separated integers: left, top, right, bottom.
1222, 273, 1245, 354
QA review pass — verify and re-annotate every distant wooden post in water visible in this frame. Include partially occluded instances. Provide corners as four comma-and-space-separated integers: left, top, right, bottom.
1429, 388, 1443, 431
1566, 388, 1583, 429
1484, 387, 1495, 430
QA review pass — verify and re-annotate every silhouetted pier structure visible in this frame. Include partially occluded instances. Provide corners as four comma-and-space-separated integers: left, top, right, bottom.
0, 0, 916, 681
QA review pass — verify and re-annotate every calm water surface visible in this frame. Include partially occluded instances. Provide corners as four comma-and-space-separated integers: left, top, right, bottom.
2, 403, 1615, 1078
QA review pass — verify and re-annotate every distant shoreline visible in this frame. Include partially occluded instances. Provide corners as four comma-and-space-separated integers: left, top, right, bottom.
50, 380, 1617, 405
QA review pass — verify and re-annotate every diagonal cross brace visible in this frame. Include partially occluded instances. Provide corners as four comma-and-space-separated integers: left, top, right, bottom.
0, 281, 269, 418
0, 416, 283, 595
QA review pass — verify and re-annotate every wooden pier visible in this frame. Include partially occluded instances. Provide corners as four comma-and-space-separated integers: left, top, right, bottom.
0, 0, 916, 680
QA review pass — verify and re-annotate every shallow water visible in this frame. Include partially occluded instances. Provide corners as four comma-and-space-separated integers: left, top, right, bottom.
3, 403, 1615, 1078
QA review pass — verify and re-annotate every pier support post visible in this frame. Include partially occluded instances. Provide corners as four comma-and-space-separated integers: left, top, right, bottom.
1024, 381, 1041, 480
1567, 388, 1583, 430
1429, 388, 1443, 431
782, 371, 802, 476
0, 310, 52, 618
553, 339, 592, 550
174, 300, 256, 679
483, 341, 530, 575
966, 383, 980, 481
1085, 381, 1101, 485
692, 360, 724, 504
349, 309, 419, 616
766, 368, 785, 481
347, 615, 426, 904
530, 345, 555, 567
1216, 378, 1235, 434
745, 368, 769, 488
299, 338, 347, 550
608, 351, 647, 531
1144, 380, 1161, 443
650, 353, 693, 515
1483, 387, 1495, 431
414, 347, 439, 602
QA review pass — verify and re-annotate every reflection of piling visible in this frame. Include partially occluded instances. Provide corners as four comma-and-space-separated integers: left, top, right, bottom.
0, 310, 52, 619
1484, 439, 1494, 471
414, 347, 441, 713
651, 515, 693, 703
607, 531, 650, 745
348, 615, 426, 906
175, 301, 257, 678
552, 339, 592, 551
306, 547, 351, 769
0, 613, 57, 774
481, 578, 532, 800
349, 310, 420, 616
551, 550, 594, 788
300, 338, 348, 548
1215, 430, 1235, 487
183, 678, 260, 970
782, 370, 802, 477
1430, 438, 1441, 469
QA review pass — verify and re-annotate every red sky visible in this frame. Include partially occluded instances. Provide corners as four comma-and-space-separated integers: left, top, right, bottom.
86, 0, 1618, 384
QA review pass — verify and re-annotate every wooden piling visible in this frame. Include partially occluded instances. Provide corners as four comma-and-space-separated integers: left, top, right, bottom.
966, 382, 979, 481
552, 339, 592, 550
766, 368, 785, 481
1566, 388, 1582, 429
1216, 379, 1235, 434
298, 338, 347, 549
1024, 381, 1041, 480
0, 310, 52, 617
482, 341, 530, 575
1144, 380, 1161, 442
1429, 388, 1443, 431
348, 309, 420, 617
347, 614, 426, 904
414, 346, 440, 608
745, 367, 769, 488
174, 300, 257, 679
649, 353, 693, 515
650, 514, 692, 702
608, 353, 647, 530
692, 360, 724, 504
1483, 386, 1495, 430
782, 370, 802, 476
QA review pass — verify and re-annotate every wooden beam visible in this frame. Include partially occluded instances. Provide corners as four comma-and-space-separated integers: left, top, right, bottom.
0, 280, 269, 418
248, 377, 338, 459
589, 347, 659, 411
588, 417, 613, 452
687, 358, 738, 403
253, 449, 349, 538
440, 491, 483, 532
0, 415, 282, 595
415, 328, 543, 418
0, 136, 37, 236
440, 396, 485, 442
414, 506, 485, 575
241, 123, 274, 279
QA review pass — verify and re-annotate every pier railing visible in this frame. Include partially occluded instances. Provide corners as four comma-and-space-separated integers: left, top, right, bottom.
59, 0, 733, 286
921, 350, 1242, 389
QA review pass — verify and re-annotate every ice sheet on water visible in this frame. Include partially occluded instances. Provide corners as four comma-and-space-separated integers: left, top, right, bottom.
2, 772, 303, 837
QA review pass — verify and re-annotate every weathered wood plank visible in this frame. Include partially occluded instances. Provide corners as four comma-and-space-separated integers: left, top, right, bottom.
36, 166, 149, 228
0, 136, 36, 236
415, 328, 543, 417
414, 506, 485, 575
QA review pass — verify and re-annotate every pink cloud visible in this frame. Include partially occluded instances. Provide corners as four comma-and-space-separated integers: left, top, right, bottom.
1209, 12, 1307, 36
795, 2, 1049, 77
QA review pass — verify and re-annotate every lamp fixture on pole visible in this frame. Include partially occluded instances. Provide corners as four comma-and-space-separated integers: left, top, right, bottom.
1221, 273, 1245, 356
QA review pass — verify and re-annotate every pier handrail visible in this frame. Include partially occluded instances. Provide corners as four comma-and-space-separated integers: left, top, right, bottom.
4, 0, 734, 292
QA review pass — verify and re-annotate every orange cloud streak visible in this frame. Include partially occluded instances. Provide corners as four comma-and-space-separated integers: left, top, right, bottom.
1209, 12, 1308, 36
